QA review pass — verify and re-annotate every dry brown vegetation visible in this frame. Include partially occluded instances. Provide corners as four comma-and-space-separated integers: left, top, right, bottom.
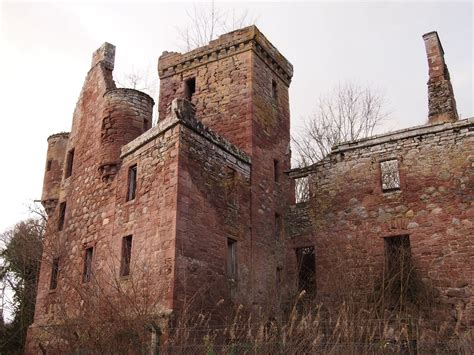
30, 244, 472, 354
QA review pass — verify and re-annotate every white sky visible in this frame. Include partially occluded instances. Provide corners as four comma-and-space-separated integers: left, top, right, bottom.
0, 0, 472, 233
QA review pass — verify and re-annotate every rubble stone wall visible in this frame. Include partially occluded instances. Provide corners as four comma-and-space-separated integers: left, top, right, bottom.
287, 119, 473, 327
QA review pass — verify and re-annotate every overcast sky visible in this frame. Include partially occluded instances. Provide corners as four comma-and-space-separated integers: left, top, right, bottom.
0, 0, 472, 233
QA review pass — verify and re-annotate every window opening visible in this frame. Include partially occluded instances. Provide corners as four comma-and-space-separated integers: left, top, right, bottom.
296, 246, 316, 294
65, 149, 75, 178
227, 238, 237, 279
83, 247, 94, 283
127, 164, 137, 201
380, 159, 400, 191
120, 235, 133, 277
58, 201, 66, 231
184, 77, 196, 101
50, 257, 59, 290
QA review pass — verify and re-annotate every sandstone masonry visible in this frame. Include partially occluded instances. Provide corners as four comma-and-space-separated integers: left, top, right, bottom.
26, 28, 472, 352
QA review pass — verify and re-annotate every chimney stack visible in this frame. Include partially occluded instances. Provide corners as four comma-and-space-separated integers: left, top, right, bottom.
91, 42, 115, 70
423, 31, 458, 124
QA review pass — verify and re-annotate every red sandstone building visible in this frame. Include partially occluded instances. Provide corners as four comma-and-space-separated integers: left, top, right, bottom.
27, 27, 472, 352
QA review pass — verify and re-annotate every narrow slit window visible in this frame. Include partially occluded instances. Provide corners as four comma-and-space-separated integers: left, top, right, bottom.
120, 235, 133, 277
227, 238, 237, 279
276, 266, 282, 292
58, 201, 66, 231
65, 149, 75, 178
143, 118, 149, 131
274, 159, 279, 182
127, 164, 137, 201
83, 247, 94, 283
46, 160, 52, 171
275, 213, 281, 240
380, 159, 400, 191
50, 257, 59, 290
184, 77, 196, 101
272, 79, 278, 100
296, 246, 316, 294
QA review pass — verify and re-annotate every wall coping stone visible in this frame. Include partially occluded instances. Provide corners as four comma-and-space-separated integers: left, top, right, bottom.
289, 117, 473, 178
121, 99, 251, 165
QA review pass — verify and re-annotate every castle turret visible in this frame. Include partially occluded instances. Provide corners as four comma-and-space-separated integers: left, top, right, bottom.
41, 132, 69, 215
99, 88, 154, 181
423, 31, 458, 124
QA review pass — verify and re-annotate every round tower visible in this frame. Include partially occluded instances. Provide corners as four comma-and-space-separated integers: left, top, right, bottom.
99, 88, 154, 181
41, 132, 69, 215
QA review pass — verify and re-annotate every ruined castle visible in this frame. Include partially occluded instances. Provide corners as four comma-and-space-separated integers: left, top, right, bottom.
27, 27, 472, 351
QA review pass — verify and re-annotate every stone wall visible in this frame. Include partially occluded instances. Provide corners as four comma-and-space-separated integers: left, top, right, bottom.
287, 118, 473, 328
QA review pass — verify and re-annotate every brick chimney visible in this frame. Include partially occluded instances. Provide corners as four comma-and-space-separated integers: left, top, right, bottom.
423, 31, 458, 124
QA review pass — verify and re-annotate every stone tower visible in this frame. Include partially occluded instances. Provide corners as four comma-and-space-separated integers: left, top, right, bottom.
158, 26, 294, 307
28, 26, 293, 352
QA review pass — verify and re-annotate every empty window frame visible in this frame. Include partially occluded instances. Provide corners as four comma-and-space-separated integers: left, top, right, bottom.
272, 79, 278, 100
274, 159, 279, 182
384, 235, 412, 278
83, 247, 94, 283
275, 213, 281, 240
227, 238, 237, 279
184, 77, 196, 101
46, 159, 52, 171
65, 148, 75, 178
143, 118, 150, 131
380, 159, 400, 191
127, 164, 137, 201
120, 235, 133, 277
296, 246, 316, 294
276, 266, 282, 292
58, 201, 66, 231
295, 176, 310, 203
50, 257, 59, 290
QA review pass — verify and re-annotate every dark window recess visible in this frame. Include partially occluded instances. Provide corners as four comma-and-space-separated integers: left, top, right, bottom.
143, 118, 149, 131
65, 149, 75, 178
272, 79, 278, 100
276, 267, 282, 292
83, 247, 94, 283
184, 77, 196, 101
127, 165, 137, 201
296, 246, 316, 294
58, 202, 66, 231
380, 159, 401, 191
120, 235, 133, 277
274, 159, 279, 182
384, 235, 415, 302
46, 160, 52, 171
227, 238, 237, 279
50, 257, 59, 290
275, 213, 281, 240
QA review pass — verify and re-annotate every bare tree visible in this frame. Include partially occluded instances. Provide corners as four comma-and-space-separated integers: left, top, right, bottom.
0, 217, 44, 353
293, 82, 389, 167
177, 1, 256, 51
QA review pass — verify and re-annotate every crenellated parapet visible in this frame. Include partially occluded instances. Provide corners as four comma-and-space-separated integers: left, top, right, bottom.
158, 25, 293, 85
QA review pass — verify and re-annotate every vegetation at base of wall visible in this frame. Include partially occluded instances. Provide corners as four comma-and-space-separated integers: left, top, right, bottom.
31, 258, 472, 354
0, 217, 44, 354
